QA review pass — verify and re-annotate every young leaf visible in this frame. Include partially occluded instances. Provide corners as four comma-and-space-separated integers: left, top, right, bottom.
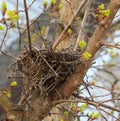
2, 0, 7, 16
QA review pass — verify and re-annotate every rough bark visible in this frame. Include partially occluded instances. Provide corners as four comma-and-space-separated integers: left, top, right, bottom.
8, 93, 53, 121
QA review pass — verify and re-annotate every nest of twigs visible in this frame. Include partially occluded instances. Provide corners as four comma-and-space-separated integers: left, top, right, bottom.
16, 47, 81, 93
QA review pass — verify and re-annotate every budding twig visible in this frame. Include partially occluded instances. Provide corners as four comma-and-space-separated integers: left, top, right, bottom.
52, 0, 88, 50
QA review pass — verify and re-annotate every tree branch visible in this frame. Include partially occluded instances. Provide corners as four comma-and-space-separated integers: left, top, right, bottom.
52, 0, 88, 50
57, 0, 120, 98
23, 0, 32, 53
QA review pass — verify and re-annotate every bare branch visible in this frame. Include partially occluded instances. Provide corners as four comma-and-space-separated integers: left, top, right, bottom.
52, 0, 88, 50
23, 0, 32, 53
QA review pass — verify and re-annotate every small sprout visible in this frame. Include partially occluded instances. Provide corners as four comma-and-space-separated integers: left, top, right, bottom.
58, 4, 62, 10
40, 26, 47, 36
2, 0, 7, 11
99, 9, 110, 17
109, 110, 114, 114
10, 81, 17, 87
2, 0, 7, 16
72, 105, 77, 112
75, 17, 80, 21
81, 103, 87, 108
79, 103, 87, 113
88, 112, 100, 120
6, 10, 19, 25
0, 25, 4, 30
95, 14, 99, 21
60, 118, 64, 121
78, 40, 87, 49
103, 9, 110, 17
105, 49, 108, 54
110, 51, 118, 58
109, 62, 115, 67
67, 28, 72, 34
6, 91, 12, 98
109, 46, 113, 50
88, 112, 94, 120
97, 4, 104, 10
50, 0, 56, 6
64, 111, 68, 116
91, 80, 96, 85
117, 85, 120, 91
82, 52, 91, 60
43, 0, 48, 9
92, 112, 100, 120
24, 38, 28, 43
95, 4, 110, 21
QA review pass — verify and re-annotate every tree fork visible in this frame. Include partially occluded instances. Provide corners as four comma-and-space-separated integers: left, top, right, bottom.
56, 0, 120, 98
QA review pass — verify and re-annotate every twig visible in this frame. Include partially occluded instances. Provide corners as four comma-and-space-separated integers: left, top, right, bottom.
98, 98, 120, 106
0, 27, 8, 50
100, 42, 120, 49
74, 0, 91, 51
16, 0, 22, 52
100, 108, 117, 120
39, 51, 58, 76
84, 83, 94, 101
28, 0, 37, 10
54, 96, 120, 112
23, 0, 32, 53
0, 50, 17, 60
52, 0, 88, 50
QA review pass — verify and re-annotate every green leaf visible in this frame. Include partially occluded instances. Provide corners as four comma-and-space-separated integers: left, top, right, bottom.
2, 0, 7, 16
82, 52, 92, 60
2, 0, 7, 11
0, 25, 4, 30
79, 40, 87, 49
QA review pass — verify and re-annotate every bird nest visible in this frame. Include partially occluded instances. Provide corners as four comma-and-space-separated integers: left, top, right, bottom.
16, 47, 81, 93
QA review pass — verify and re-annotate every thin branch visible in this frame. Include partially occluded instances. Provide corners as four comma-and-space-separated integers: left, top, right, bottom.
16, 0, 22, 52
0, 27, 8, 50
100, 108, 117, 120
38, 51, 58, 76
74, 0, 91, 51
23, 0, 32, 53
0, 50, 17, 60
100, 42, 120, 49
52, 0, 88, 50
28, 0, 37, 10
54, 96, 120, 113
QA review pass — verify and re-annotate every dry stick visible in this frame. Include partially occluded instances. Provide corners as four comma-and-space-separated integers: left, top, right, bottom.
23, 0, 32, 53
52, 0, 88, 50
57, 0, 120, 98
38, 51, 58, 76
74, 0, 91, 51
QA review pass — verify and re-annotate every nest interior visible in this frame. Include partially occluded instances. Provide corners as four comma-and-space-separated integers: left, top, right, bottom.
16, 47, 81, 93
